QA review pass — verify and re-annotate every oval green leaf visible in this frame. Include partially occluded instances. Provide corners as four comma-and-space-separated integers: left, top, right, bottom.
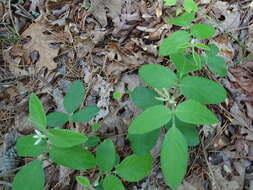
161, 127, 188, 189
165, 118, 199, 146
128, 129, 160, 156
128, 105, 172, 134
207, 44, 219, 55
16, 135, 47, 157
207, 55, 227, 77
139, 64, 177, 89
47, 129, 87, 148
194, 43, 210, 50
179, 76, 227, 104
103, 175, 124, 190
72, 106, 99, 123
168, 12, 195, 27
84, 136, 100, 147
12, 160, 44, 190
183, 0, 198, 13
63, 80, 85, 113
131, 86, 162, 110
47, 112, 69, 127
76, 176, 91, 187
170, 53, 198, 76
49, 145, 96, 170
175, 100, 218, 125
116, 154, 152, 182
29, 93, 46, 130
96, 139, 116, 172
190, 24, 216, 39
159, 31, 191, 56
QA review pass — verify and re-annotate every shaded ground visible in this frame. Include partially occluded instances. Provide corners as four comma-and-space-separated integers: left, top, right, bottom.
1, 0, 253, 189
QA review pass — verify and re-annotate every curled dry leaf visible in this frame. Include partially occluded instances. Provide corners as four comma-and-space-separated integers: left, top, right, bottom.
21, 23, 59, 71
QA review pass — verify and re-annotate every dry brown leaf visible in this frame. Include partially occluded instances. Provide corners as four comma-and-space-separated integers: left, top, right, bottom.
229, 67, 253, 98
246, 24, 253, 52
212, 1, 241, 31
90, 0, 122, 27
21, 23, 59, 71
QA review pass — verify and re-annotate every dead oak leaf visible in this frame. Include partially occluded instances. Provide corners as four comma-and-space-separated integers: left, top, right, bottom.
22, 23, 59, 70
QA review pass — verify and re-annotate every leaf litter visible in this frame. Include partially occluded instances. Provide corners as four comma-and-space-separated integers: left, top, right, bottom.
1, 0, 253, 189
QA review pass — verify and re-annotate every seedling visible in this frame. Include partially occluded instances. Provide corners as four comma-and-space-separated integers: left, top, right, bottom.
128, 1, 228, 189
13, 80, 153, 190
129, 64, 227, 189
13, 80, 99, 189
10, 0, 229, 189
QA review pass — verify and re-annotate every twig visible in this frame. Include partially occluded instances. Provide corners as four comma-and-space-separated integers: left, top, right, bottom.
201, 136, 220, 190
7, 0, 19, 36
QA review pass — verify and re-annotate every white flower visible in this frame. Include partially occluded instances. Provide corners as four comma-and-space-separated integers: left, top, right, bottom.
33, 130, 46, 145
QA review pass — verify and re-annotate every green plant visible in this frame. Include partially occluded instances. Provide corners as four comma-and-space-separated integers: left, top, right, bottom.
127, 1, 228, 189
13, 80, 153, 190
11, 0, 229, 189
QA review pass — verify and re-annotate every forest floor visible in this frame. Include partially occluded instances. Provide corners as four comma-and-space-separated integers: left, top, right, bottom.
1, 0, 253, 189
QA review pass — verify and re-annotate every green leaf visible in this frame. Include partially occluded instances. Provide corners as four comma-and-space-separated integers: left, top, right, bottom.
183, 0, 198, 13
178, 42, 192, 49
91, 122, 101, 132
164, 0, 176, 6
63, 80, 85, 113
72, 106, 99, 123
205, 44, 227, 77
113, 92, 122, 100
47, 129, 87, 148
139, 64, 177, 89
116, 154, 153, 182
207, 55, 227, 77
194, 43, 210, 50
84, 136, 100, 147
12, 160, 44, 190
176, 8, 182, 16
170, 53, 198, 76
103, 175, 124, 190
185, 53, 205, 69
76, 176, 92, 187
128, 129, 160, 156
49, 145, 96, 170
161, 127, 188, 189
165, 118, 199, 146
47, 112, 69, 127
96, 139, 116, 172
175, 100, 218, 125
159, 31, 191, 56
115, 153, 121, 166
190, 24, 216, 39
192, 51, 201, 68
131, 86, 161, 110
16, 135, 47, 157
207, 44, 219, 55
179, 76, 227, 104
96, 181, 104, 190
128, 105, 172, 134
168, 12, 195, 27
29, 93, 47, 130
